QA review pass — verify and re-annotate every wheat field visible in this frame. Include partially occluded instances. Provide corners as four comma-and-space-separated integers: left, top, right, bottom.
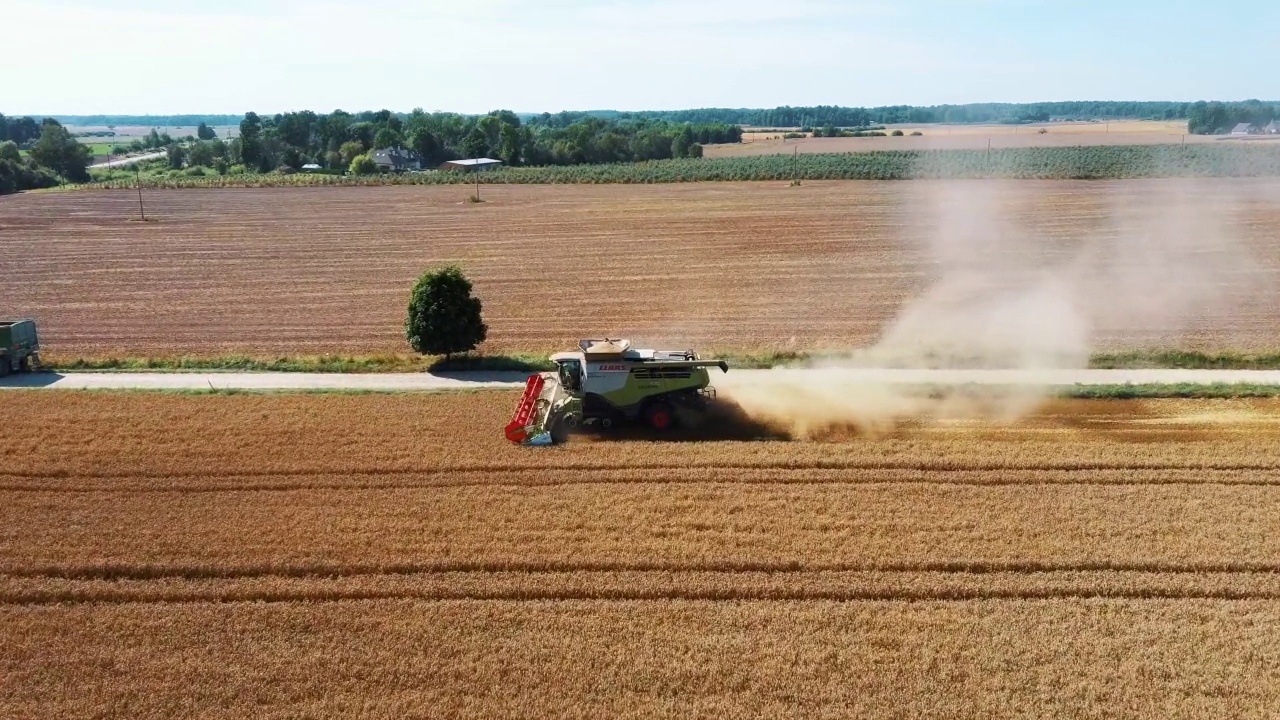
2, 391, 1280, 718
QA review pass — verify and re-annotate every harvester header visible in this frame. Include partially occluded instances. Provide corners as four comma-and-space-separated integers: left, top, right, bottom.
505, 338, 729, 446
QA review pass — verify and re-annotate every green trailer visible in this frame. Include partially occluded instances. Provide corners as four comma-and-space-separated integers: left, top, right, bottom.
0, 320, 40, 376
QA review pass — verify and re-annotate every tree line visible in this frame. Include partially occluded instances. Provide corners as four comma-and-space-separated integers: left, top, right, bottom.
55, 101, 1277, 132
37, 99, 1280, 146
1186, 100, 1279, 134
218, 109, 740, 173
0, 115, 92, 194
596, 101, 1278, 127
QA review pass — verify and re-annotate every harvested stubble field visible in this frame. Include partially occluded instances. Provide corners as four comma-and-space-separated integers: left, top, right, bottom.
737, 120, 1197, 147
3, 391, 1280, 718
713, 126, 1251, 157
4, 178, 1280, 361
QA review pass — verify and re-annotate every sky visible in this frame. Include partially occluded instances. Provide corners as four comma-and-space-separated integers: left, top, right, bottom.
5, 0, 1277, 115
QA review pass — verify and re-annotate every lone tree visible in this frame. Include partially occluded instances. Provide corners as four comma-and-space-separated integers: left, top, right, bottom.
406, 265, 488, 359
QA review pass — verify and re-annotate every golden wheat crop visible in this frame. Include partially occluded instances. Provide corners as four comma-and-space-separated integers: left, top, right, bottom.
3, 391, 1280, 718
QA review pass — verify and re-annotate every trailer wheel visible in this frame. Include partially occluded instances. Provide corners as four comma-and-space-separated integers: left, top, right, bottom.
0, 358, 9, 378
645, 402, 674, 431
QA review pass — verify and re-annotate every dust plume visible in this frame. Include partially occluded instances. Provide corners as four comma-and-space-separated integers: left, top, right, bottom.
719, 176, 1266, 438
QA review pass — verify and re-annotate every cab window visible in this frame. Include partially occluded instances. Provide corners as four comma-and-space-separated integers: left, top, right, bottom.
559, 361, 582, 391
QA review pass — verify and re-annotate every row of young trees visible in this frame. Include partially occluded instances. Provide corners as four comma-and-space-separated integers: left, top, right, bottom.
0, 117, 92, 194
220, 109, 740, 173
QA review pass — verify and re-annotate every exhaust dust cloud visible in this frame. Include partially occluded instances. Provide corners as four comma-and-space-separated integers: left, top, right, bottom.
718, 177, 1268, 438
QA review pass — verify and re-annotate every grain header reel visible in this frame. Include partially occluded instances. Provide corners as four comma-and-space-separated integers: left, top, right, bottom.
504, 338, 729, 446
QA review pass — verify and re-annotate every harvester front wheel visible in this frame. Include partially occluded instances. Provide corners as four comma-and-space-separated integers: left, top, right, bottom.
549, 415, 571, 444
645, 401, 675, 431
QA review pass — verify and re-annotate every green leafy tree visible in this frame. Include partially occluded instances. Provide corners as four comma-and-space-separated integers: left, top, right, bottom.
0, 140, 19, 163
671, 132, 690, 158
339, 140, 366, 165
462, 127, 488, 158
187, 141, 215, 167
196, 123, 217, 140
239, 112, 263, 167
349, 153, 377, 175
498, 124, 522, 165
373, 127, 402, 150
29, 121, 91, 182
405, 265, 488, 359
348, 122, 376, 149
688, 142, 703, 159
167, 144, 187, 169
409, 128, 443, 165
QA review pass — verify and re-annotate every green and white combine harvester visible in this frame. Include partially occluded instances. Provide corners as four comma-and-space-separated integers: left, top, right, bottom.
505, 338, 730, 446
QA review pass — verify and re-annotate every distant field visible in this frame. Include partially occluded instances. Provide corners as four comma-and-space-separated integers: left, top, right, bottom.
723, 120, 1259, 156
3, 179, 1280, 360
79, 143, 116, 157
3, 391, 1280, 717
67, 124, 239, 142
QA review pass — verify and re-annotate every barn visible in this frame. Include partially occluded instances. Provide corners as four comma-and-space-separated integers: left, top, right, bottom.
440, 158, 504, 172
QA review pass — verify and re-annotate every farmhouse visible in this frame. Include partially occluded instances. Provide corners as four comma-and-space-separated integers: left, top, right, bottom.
371, 147, 422, 172
1266, 120, 1280, 135
1230, 123, 1254, 136
440, 158, 504, 172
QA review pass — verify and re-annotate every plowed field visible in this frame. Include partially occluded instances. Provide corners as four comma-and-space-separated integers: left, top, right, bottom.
3, 391, 1280, 718
4, 179, 1280, 359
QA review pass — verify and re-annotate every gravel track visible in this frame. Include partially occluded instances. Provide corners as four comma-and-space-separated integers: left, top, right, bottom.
7, 368, 1280, 391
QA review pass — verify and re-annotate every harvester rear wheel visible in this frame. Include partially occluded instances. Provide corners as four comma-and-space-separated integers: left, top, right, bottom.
645, 402, 674, 431
0, 358, 9, 378
18, 356, 29, 373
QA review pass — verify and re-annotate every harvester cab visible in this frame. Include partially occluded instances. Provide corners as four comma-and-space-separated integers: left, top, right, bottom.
504, 338, 729, 446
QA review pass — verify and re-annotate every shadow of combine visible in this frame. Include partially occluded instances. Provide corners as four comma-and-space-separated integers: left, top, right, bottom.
575, 399, 791, 443
0, 371, 65, 389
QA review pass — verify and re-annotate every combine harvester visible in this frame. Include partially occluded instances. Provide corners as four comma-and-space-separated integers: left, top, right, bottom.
505, 338, 729, 446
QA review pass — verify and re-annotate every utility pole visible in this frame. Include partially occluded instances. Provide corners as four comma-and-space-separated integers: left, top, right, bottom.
792, 146, 798, 184
135, 163, 146, 221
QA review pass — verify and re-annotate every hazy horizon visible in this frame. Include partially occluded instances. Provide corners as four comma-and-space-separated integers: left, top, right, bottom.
7, 0, 1278, 116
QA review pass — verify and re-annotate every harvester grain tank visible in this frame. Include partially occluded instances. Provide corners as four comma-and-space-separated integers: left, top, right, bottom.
505, 338, 729, 445
0, 319, 39, 376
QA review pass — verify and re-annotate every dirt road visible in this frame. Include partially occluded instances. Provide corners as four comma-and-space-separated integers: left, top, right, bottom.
88, 150, 168, 169
6, 368, 1280, 391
